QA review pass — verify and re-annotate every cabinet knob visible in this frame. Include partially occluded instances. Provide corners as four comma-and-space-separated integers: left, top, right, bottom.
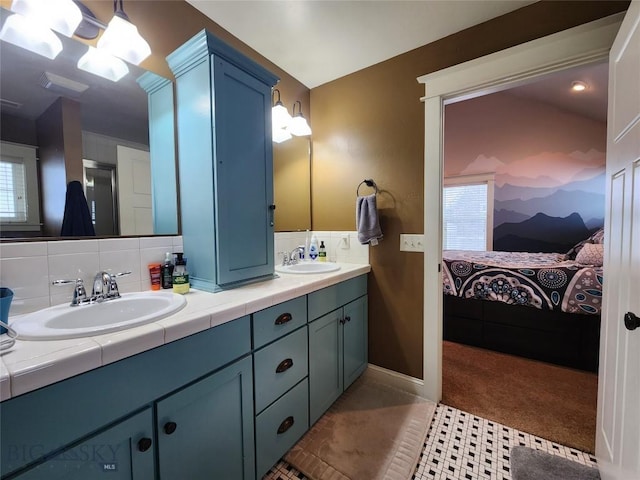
164, 421, 177, 435
344, 316, 351, 323
137, 437, 153, 452
275, 312, 292, 325
276, 358, 294, 373
277, 416, 295, 435
339, 318, 345, 325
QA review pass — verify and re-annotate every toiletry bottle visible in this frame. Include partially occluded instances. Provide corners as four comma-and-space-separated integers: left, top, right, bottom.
172, 253, 190, 294
298, 245, 305, 260
319, 241, 327, 262
161, 252, 174, 289
304, 230, 310, 262
309, 234, 319, 260
148, 263, 161, 290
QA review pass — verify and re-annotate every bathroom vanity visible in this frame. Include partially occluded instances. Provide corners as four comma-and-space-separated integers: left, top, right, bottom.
0, 268, 369, 480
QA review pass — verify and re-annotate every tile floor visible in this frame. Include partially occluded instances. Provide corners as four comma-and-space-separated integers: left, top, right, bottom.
262, 403, 597, 480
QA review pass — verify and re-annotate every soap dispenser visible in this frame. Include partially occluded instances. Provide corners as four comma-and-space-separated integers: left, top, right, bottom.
172, 253, 190, 294
161, 252, 174, 289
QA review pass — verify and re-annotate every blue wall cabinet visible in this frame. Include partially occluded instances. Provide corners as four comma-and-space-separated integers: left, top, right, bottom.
156, 356, 255, 480
167, 31, 279, 291
11, 408, 155, 480
308, 279, 368, 425
137, 72, 178, 235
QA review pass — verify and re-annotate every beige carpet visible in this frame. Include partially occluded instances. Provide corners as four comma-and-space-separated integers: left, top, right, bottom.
442, 341, 598, 453
284, 373, 436, 480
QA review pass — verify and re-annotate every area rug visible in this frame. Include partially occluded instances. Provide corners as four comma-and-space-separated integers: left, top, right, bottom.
284, 373, 436, 480
510, 446, 600, 480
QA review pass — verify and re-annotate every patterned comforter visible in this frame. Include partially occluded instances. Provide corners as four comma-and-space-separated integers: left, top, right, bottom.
442, 250, 603, 315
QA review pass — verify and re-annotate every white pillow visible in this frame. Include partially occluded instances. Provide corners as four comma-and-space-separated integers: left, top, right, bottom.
575, 243, 604, 266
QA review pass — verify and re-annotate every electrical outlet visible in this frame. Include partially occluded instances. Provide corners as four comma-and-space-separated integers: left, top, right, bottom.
400, 234, 425, 252
340, 234, 350, 249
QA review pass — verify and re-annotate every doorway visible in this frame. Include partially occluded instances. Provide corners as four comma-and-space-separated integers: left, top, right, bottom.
83, 159, 118, 236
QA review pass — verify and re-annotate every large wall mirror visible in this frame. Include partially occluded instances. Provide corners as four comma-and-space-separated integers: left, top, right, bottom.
273, 136, 311, 232
0, 6, 177, 239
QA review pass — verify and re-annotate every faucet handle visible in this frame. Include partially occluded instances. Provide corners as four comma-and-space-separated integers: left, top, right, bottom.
105, 271, 131, 299
52, 278, 88, 306
277, 252, 289, 266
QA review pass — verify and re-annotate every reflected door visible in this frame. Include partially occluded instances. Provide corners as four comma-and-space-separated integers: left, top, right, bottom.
117, 145, 152, 235
83, 160, 117, 236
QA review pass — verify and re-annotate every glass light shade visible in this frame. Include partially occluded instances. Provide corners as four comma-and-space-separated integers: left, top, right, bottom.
77, 46, 129, 82
97, 15, 151, 65
0, 13, 62, 59
289, 115, 312, 136
272, 126, 292, 144
10, 0, 82, 37
272, 103, 292, 130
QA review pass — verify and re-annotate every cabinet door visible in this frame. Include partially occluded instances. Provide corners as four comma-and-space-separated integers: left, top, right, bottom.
156, 356, 255, 480
343, 295, 369, 390
213, 55, 274, 286
12, 409, 154, 480
308, 309, 344, 425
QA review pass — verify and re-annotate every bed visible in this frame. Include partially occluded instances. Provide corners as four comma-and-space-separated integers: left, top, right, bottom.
442, 247, 603, 372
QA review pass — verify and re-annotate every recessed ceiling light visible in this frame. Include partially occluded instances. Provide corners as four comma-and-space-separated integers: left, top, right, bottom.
571, 81, 587, 92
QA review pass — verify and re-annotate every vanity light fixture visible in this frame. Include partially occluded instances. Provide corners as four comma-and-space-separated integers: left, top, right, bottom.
9, 0, 82, 37
272, 125, 292, 144
289, 100, 312, 136
97, 0, 151, 66
571, 81, 587, 92
77, 45, 129, 82
272, 89, 292, 130
0, 12, 63, 59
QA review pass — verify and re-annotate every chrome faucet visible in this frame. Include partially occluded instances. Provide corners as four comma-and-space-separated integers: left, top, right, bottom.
289, 246, 305, 265
92, 271, 115, 301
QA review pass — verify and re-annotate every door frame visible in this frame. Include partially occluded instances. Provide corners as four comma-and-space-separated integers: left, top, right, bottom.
416, 13, 624, 401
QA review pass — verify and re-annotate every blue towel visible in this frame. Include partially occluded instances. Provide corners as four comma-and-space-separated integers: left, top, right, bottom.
356, 194, 383, 245
61, 181, 96, 237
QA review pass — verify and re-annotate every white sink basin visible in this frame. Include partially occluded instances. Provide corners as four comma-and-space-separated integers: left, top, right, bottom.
12, 292, 187, 340
275, 262, 341, 274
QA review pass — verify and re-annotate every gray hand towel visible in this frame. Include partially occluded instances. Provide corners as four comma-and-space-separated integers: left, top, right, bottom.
356, 194, 383, 245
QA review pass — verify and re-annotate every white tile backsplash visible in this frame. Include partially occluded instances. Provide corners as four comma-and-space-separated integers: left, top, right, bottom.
274, 231, 369, 265
0, 236, 183, 316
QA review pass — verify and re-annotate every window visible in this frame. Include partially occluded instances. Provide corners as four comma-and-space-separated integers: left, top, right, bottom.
0, 142, 40, 231
443, 174, 494, 251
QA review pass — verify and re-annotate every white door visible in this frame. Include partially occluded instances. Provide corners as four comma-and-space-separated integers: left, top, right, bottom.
596, 2, 640, 479
116, 145, 153, 236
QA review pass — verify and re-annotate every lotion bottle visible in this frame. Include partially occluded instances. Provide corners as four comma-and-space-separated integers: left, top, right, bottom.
309, 234, 319, 260
319, 241, 327, 262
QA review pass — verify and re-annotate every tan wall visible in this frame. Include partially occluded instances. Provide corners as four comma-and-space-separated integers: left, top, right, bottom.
310, 0, 628, 378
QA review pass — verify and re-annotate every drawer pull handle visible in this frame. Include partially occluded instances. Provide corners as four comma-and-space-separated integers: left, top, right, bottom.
275, 313, 293, 325
277, 416, 295, 435
164, 421, 177, 435
344, 316, 351, 323
137, 437, 152, 452
276, 358, 294, 373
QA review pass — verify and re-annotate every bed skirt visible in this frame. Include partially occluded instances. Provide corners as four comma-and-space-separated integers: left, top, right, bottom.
443, 295, 600, 372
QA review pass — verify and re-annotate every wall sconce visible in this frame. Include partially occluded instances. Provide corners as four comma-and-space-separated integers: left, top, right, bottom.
97, 0, 151, 66
289, 100, 312, 137
272, 89, 292, 130
0, 0, 82, 59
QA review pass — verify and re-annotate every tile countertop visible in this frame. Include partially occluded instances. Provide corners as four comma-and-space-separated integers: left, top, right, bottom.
0, 263, 370, 401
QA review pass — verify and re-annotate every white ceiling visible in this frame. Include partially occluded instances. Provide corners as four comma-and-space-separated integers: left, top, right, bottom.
186, 0, 537, 88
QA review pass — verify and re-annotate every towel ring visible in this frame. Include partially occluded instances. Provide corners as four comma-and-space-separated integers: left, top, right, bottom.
357, 179, 379, 196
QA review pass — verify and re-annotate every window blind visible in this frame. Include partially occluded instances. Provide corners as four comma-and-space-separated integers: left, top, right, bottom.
0, 158, 27, 222
443, 183, 487, 251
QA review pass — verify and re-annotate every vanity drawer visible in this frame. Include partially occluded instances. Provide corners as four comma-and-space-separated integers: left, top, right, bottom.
308, 275, 367, 321
253, 296, 307, 348
255, 378, 309, 478
254, 326, 308, 413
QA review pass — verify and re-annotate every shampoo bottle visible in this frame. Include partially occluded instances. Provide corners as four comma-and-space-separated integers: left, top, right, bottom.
309, 235, 319, 260
161, 252, 174, 289
172, 253, 190, 294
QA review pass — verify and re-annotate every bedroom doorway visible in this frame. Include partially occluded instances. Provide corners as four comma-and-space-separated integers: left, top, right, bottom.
438, 62, 605, 453
417, 11, 624, 454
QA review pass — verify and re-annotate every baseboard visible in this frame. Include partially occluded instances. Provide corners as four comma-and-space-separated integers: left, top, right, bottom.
365, 363, 426, 398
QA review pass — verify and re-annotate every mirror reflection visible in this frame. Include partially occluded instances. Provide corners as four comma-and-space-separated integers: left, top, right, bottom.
273, 136, 311, 232
0, 6, 169, 239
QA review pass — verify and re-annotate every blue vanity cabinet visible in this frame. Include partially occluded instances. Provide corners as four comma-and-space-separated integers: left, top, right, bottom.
156, 356, 255, 480
167, 30, 279, 292
308, 277, 368, 425
10, 408, 155, 480
136, 72, 178, 235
